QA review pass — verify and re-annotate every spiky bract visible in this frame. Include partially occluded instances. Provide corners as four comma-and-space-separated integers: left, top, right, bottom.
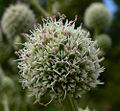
17, 14, 104, 105
1, 3, 35, 38
84, 3, 112, 29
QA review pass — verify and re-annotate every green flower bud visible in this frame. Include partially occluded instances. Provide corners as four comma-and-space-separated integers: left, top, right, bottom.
1, 3, 35, 38
1, 76, 14, 91
84, 3, 112, 29
96, 34, 112, 51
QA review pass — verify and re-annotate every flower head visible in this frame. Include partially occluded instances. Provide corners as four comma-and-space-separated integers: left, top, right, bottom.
17, 14, 104, 105
84, 3, 112, 29
1, 3, 35, 38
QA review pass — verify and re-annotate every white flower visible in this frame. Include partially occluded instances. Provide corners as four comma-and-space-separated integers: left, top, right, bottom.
16, 13, 104, 106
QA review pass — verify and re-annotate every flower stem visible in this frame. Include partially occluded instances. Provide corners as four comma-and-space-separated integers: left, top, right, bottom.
94, 28, 100, 40
63, 94, 79, 111
2, 95, 10, 111
30, 0, 50, 17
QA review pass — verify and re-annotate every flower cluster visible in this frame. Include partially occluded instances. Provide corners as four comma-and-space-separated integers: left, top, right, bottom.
84, 3, 112, 29
17, 13, 104, 106
1, 3, 35, 38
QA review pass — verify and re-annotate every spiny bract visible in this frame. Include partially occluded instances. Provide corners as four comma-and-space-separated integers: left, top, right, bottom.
17, 14, 104, 106
84, 3, 112, 29
1, 3, 35, 38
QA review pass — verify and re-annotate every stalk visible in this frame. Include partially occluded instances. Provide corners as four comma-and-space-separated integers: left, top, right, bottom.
93, 28, 100, 40
30, 0, 50, 17
2, 95, 10, 111
62, 94, 79, 111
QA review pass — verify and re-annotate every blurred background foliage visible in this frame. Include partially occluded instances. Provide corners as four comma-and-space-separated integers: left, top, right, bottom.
0, 0, 120, 111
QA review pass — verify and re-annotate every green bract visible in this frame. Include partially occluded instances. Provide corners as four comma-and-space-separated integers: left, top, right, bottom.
84, 3, 112, 29
17, 14, 104, 106
96, 34, 112, 51
1, 3, 35, 38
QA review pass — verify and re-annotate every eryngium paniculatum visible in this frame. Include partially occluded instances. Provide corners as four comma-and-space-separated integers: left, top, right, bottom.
17, 14, 104, 106
1, 3, 35, 38
84, 3, 112, 29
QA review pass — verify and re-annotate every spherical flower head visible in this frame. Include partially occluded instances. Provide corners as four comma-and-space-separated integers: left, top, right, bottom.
96, 34, 112, 52
1, 3, 35, 38
17, 14, 104, 106
84, 3, 112, 30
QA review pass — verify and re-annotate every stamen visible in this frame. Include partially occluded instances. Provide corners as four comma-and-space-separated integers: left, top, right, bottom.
20, 33, 27, 37
54, 33, 58, 38
15, 51, 21, 56
42, 40, 45, 45
50, 58, 54, 63
26, 54, 30, 57
67, 45, 71, 50
41, 16, 46, 22
57, 12, 61, 16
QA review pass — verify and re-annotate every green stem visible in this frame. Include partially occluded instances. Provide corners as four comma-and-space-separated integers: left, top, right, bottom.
46, 0, 53, 15
94, 28, 100, 40
2, 95, 10, 111
63, 94, 79, 111
31, 0, 50, 17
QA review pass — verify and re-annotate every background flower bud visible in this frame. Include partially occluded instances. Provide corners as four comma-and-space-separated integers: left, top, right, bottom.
84, 3, 112, 30
1, 3, 35, 38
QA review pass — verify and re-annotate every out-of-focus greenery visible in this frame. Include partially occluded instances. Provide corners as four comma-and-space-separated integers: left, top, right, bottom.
0, 0, 16, 19
0, 0, 120, 111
